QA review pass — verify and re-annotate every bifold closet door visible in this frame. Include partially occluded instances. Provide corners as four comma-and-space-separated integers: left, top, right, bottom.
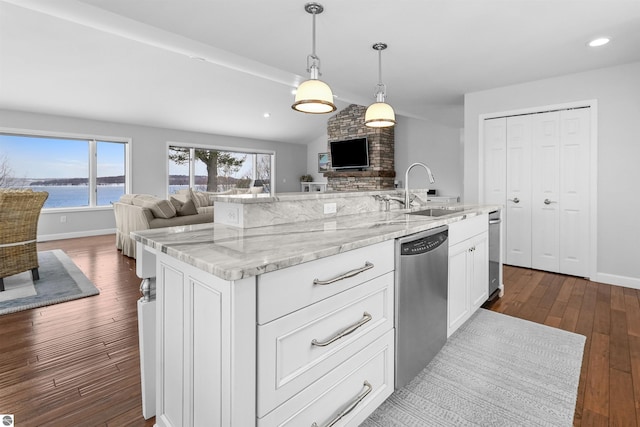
505, 115, 532, 268
483, 106, 590, 277
483, 117, 508, 264
558, 108, 590, 276
530, 109, 590, 276
531, 112, 561, 272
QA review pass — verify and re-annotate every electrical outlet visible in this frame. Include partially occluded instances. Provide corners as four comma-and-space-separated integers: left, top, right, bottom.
60, 215, 67, 223
324, 202, 337, 214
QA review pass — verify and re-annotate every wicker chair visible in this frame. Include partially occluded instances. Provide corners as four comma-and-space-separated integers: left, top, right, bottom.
0, 189, 48, 291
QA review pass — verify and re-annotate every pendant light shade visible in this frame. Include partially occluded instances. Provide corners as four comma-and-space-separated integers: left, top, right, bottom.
293, 79, 335, 114
292, 3, 336, 114
365, 43, 396, 128
365, 101, 396, 128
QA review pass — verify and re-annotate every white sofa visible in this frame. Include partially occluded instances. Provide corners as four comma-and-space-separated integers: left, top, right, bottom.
114, 192, 214, 258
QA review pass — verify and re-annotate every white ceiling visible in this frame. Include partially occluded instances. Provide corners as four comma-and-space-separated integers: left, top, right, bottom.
1, 0, 640, 144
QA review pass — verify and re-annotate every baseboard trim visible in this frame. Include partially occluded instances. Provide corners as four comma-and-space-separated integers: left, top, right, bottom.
594, 272, 640, 290
38, 228, 115, 242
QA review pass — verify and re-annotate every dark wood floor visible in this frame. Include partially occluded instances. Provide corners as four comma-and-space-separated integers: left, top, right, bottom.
0, 235, 154, 426
1, 236, 637, 425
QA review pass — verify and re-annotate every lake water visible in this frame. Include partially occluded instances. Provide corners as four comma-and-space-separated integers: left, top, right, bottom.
27, 185, 206, 208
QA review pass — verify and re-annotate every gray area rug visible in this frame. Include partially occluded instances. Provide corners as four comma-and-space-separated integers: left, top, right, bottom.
0, 250, 99, 315
362, 309, 585, 427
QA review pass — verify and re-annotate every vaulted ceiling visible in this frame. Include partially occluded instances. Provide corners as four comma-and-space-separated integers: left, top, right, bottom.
1, 0, 640, 144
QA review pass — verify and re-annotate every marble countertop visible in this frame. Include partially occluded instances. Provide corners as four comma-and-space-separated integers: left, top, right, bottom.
132, 204, 501, 281
211, 189, 404, 204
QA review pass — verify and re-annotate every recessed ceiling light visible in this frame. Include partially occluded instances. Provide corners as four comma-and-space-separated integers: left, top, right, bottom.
263, 113, 271, 118
588, 37, 610, 47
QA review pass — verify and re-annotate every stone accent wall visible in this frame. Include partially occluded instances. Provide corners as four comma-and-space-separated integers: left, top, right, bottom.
324, 104, 395, 191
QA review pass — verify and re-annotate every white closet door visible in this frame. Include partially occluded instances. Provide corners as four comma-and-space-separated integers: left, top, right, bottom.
559, 108, 590, 276
483, 117, 507, 262
505, 115, 532, 268
531, 111, 561, 272
483, 117, 507, 206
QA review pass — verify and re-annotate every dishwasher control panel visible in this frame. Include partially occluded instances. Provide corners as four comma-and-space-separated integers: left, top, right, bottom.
400, 231, 448, 255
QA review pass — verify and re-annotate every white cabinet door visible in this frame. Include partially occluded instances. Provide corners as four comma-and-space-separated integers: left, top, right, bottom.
559, 108, 590, 277
447, 215, 489, 338
470, 233, 489, 310
155, 253, 256, 427
447, 241, 469, 337
531, 112, 561, 272
505, 115, 532, 268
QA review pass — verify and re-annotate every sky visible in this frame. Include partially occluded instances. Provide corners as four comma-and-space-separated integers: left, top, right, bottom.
1, 134, 265, 181
0, 135, 124, 179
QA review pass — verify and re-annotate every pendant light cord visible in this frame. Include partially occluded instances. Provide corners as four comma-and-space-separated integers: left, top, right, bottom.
378, 48, 383, 84
311, 9, 317, 59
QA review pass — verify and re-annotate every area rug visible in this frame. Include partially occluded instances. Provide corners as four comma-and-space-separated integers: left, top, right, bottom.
0, 250, 99, 315
362, 309, 586, 427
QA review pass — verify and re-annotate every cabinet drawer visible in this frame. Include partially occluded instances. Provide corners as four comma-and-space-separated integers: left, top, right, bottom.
257, 273, 394, 417
257, 240, 394, 324
449, 213, 488, 246
258, 330, 395, 427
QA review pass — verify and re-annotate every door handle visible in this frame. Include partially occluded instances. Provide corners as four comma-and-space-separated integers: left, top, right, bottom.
543, 199, 557, 205
508, 197, 520, 204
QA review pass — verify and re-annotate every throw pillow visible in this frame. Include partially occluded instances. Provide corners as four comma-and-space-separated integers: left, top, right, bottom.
170, 196, 199, 216
132, 196, 176, 219
188, 188, 209, 208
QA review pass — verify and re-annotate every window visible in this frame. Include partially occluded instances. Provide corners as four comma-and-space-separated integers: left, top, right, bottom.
0, 132, 129, 209
168, 145, 273, 195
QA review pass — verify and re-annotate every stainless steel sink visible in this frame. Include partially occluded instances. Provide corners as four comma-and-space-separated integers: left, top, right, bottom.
408, 207, 466, 217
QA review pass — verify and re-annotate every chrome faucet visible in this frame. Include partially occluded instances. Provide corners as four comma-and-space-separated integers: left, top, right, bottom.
373, 194, 406, 211
404, 162, 435, 207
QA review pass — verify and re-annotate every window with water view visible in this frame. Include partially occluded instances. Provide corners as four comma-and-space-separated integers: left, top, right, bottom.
168, 145, 273, 194
0, 133, 128, 209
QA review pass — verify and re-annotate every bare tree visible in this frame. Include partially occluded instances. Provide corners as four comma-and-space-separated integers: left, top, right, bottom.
255, 154, 271, 183
218, 153, 245, 190
0, 152, 14, 188
169, 147, 246, 192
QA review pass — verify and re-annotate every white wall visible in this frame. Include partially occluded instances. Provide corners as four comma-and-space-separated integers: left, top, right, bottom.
305, 115, 463, 197
395, 115, 462, 197
306, 132, 329, 183
0, 109, 307, 240
464, 61, 640, 286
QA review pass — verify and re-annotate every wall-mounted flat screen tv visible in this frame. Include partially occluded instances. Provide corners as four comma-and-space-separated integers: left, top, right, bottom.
329, 138, 369, 170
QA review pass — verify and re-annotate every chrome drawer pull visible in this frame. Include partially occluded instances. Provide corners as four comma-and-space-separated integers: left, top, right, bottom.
311, 312, 372, 347
313, 262, 374, 286
311, 380, 373, 427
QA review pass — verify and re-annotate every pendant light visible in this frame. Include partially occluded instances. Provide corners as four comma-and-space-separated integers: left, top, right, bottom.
365, 43, 396, 128
292, 3, 337, 114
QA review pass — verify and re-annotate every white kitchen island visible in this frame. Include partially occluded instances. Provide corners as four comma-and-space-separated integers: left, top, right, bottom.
132, 196, 501, 427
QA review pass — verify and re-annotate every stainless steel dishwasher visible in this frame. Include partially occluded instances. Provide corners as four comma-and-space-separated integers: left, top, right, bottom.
395, 225, 449, 389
